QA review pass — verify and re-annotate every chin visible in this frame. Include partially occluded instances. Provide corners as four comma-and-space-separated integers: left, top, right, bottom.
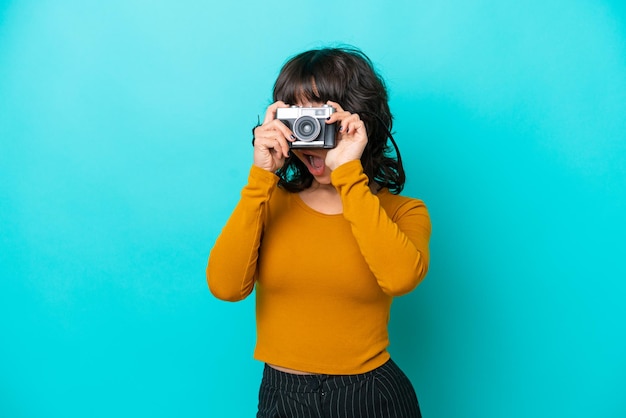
311, 166, 334, 185
312, 174, 332, 185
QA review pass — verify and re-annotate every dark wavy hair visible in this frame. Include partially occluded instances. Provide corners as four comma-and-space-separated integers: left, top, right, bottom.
272, 46, 406, 194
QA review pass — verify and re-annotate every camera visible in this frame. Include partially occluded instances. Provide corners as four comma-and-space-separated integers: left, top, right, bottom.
276, 105, 336, 149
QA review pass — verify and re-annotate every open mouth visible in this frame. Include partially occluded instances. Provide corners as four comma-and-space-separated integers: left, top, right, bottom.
301, 152, 326, 176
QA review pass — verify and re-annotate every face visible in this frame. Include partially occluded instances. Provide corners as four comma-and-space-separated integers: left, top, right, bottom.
290, 100, 332, 185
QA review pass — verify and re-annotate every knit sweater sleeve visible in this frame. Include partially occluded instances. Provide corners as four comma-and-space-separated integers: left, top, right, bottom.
331, 160, 431, 296
207, 165, 278, 301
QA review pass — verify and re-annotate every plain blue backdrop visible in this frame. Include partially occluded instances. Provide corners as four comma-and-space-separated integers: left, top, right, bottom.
1, 0, 625, 417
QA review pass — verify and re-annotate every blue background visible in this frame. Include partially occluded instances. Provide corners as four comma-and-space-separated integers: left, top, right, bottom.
1, 0, 625, 417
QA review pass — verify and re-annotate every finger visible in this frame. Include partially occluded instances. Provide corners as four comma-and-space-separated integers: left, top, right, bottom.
263, 101, 289, 125
324, 101, 346, 125
275, 136, 290, 158
268, 118, 297, 143
326, 100, 344, 112
347, 121, 365, 135
254, 120, 295, 145
338, 114, 361, 134
326, 111, 354, 131
256, 132, 291, 158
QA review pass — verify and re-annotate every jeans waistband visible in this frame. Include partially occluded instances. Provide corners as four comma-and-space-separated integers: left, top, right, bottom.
262, 359, 396, 393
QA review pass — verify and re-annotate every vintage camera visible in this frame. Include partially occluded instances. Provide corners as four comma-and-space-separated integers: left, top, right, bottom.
276, 105, 336, 148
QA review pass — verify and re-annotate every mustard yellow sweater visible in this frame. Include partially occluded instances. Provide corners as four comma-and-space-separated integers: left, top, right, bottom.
207, 160, 431, 374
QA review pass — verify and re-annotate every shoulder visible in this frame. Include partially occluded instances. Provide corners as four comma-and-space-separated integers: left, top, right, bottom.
266, 183, 294, 211
377, 189, 429, 220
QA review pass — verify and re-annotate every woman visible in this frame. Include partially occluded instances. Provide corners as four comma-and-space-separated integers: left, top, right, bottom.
207, 46, 431, 418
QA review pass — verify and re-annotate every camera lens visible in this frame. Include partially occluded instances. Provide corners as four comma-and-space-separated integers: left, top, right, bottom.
293, 116, 321, 142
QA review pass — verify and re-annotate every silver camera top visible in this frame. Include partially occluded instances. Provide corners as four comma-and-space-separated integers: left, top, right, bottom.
276, 105, 336, 148
277, 104, 335, 119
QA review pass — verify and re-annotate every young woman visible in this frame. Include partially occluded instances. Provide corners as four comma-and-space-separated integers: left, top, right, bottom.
207, 46, 431, 418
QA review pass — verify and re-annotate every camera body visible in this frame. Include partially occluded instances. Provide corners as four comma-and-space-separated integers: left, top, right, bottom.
276, 105, 336, 149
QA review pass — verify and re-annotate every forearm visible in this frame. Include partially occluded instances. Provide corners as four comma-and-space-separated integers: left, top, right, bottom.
332, 161, 431, 296
207, 165, 278, 301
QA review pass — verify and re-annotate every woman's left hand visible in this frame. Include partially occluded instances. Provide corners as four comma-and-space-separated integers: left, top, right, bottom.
324, 100, 368, 171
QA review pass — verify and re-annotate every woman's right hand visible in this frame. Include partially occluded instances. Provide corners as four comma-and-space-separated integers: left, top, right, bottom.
253, 101, 295, 172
